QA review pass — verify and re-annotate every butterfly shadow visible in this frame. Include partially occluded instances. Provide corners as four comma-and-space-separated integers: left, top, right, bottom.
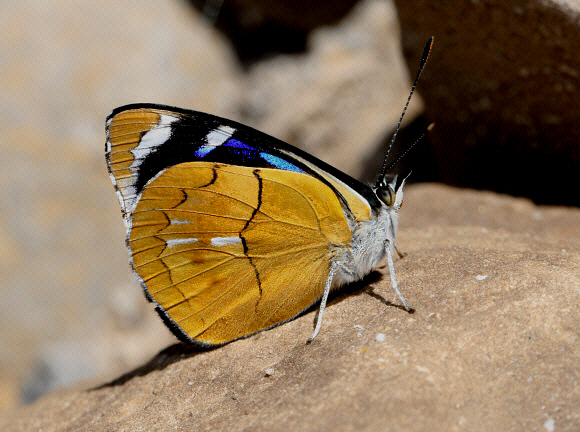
91, 342, 216, 390
362, 285, 415, 313
93, 269, 412, 390
361, 266, 416, 313
307, 269, 414, 330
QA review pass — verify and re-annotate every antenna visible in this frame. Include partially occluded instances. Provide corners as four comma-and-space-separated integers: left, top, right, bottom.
375, 36, 434, 188
383, 123, 435, 173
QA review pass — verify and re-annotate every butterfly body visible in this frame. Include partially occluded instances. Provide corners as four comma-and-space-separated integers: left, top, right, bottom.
333, 203, 402, 287
106, 104, 407, 346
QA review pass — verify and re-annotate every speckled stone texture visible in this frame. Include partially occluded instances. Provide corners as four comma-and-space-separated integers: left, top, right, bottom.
2, 184, 579, 431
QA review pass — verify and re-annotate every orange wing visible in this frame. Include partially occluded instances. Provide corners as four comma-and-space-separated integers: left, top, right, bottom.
129, 162, 351, 345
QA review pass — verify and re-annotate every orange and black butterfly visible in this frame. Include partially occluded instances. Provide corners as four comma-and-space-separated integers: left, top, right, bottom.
106, 38, 433, 346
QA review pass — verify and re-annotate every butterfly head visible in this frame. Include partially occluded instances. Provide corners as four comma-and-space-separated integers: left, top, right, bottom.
375, 174, 407, 210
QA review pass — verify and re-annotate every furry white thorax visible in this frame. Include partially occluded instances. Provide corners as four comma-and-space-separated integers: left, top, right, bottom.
332, 178, 405, 288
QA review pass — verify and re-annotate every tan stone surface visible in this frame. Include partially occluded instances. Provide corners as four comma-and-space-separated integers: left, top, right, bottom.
2, 184, 578, 431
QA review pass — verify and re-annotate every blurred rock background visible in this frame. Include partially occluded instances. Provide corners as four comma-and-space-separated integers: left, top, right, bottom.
0, 0, 578, 418
0, 0, 416, 412
393, 0, 580, 205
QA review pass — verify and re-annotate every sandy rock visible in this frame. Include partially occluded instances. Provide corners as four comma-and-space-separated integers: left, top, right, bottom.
2, 184, 578, 431
393, 0, 580, 205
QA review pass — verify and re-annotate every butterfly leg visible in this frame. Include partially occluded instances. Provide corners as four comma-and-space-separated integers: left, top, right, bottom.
385, 244, 411, 311
308, 261, 338, 342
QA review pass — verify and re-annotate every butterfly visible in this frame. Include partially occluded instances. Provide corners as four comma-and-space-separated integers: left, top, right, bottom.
106, 38, 433, 346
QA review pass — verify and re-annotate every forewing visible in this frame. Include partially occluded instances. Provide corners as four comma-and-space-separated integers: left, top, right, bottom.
105, 104, 377, 225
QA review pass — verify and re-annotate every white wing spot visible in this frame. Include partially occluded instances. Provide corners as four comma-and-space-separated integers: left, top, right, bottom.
211, 236, 242, 246
166, 238, 198, 248
207, 125, 236, 146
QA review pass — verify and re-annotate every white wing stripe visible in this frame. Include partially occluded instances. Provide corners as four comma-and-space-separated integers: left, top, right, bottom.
210, 236, 242, 246
167, 238, 198, 248
129, 114, 177, 172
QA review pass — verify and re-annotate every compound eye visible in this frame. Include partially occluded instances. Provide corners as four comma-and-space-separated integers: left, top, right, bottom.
377, 185, 395, 206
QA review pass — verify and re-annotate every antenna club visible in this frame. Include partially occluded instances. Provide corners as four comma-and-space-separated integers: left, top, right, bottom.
423, 36, 434, 62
